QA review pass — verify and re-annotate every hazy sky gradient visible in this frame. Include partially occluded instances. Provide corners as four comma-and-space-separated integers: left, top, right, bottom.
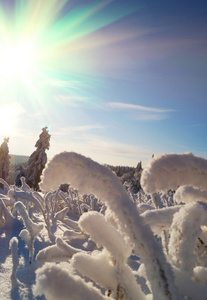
0, 0, 206, 166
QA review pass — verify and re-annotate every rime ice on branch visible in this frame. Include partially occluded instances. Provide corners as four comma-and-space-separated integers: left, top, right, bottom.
40, 151, 180, 300
141, 152, 207, 194
9, 237, 19, 288
33, 263, 110, 300
14, 201, 43, 264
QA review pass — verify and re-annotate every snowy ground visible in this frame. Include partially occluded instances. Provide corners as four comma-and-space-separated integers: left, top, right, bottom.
1, 151, 207, 300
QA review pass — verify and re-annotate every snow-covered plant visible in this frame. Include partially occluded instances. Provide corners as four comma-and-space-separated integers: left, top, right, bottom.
174, 186, 207, 204
35, 151, 180, 300
168, 202, 207, 275
33, 263, 111, 300
141, 152, 207, 299
9, 237, 20, 287
14, 201, 43, 264
141, 205, 181, 235
0, 198, 14, 227
82, 193, 101, 211
9, 184, 44, 215
141, 152, 207, 194
36, 237, 81, 265
53, 207, 69, 222
0, 177, 10, 194
73, 211, 146, 299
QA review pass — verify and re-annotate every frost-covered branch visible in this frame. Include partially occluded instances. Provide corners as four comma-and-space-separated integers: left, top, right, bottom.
40, 151, 180, 300
9, 237, 19, 288
36, 237, 81, 265
141, 153, 207, 194
0, 178, 10, 194
76, 211, 146, 299
169, 202, 207, 275
0, 198, 14, 227
14, 201, 43, 263
174, 186, 207, 204
141, 206, 181, 234
33, 263, 111, 300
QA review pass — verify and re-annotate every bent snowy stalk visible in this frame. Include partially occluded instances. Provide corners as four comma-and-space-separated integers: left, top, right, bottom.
40, 151, 180, 300
14, 201, 43, 264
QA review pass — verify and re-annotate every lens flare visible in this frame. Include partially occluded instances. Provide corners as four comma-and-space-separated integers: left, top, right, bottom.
0, 0, 140, 105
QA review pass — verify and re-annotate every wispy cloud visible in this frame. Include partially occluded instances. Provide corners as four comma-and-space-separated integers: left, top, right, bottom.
108, 102, 174, 120
134, 114, 168, 121
52, 124, 105, 136
108, 102, 173, 113
41, 79, 81, 89
55, 94, 89, 107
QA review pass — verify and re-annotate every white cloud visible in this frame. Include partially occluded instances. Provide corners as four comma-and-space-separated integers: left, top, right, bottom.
133, 113, 169, 121
108, 102, 174, 121
108, 102, 173, 113
52, 124, 105, 135
55, 94, 89, 107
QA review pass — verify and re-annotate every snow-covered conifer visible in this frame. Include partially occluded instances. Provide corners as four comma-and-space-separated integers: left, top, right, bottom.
0, 137, 10, 182
25, 127, 50, 190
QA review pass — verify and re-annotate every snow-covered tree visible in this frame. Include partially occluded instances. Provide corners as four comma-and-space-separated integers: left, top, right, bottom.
25, 127, 50, 190
0, 137, 10, 182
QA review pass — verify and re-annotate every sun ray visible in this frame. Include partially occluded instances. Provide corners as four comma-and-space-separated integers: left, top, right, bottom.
0, 0, 142, 116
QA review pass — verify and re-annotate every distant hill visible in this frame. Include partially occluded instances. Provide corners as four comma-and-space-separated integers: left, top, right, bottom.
10, 154, 29, 166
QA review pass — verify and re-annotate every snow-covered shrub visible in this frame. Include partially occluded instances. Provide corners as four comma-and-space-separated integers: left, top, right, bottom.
141, 152, 207, 193
36, 151, 180, 300
73, 211, 146, 299
33, 263, 110, 300
0, 197, 14, 227
2, 151, 207, 299
168, 202, 207, 275
141, 152, 207, 299
36, 237, 82, 265
14, 201, 43, 264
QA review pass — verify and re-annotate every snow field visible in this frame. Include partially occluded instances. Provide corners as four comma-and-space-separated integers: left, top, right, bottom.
0, 152, 207, 299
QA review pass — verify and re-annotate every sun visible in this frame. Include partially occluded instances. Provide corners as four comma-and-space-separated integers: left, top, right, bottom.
0, 0, 137, 102
0, 40, 37, 83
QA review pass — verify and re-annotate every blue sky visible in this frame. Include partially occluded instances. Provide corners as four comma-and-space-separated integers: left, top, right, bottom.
0, 0, 206, 166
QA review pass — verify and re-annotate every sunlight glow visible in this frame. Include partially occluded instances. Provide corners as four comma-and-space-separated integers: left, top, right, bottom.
0, 107, 15, 135
0, 0, 142, 138
0, 103, 25, 136
0, 40, 37, 81
0, 0, 139, 100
